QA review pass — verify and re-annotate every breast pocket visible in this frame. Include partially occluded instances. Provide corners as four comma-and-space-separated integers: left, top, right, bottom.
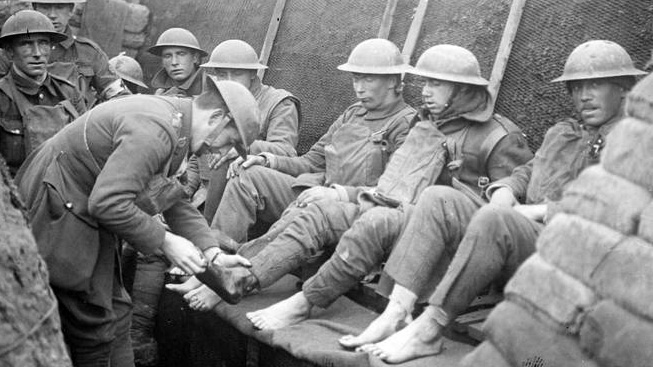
0, 117, 25, 167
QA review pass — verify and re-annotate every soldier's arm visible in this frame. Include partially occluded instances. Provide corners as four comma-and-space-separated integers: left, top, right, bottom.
249, 98, 299, 156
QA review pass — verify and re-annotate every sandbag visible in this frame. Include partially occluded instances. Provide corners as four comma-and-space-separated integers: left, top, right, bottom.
537, 213, 625, 283
591, 236, 653, 320
504, 254, 597, 333
460, 341, 511, 367
625, 73, 653, 125
638, 201, 653, 243
124, 3, 150, 33
123, 31, 147, 49
558, 165, 652, 235
579, 299, 653, 367
601, 117, 653, 192
484, 300, 598, 367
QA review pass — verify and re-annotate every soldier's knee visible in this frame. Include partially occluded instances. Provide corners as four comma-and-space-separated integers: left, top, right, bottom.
419, 185, 462, 204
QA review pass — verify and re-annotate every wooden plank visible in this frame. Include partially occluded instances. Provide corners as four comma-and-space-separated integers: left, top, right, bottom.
401, 0, 429, 64
377, 0, 398, 39
487, 0, 528, 105
258, 0, 287, 80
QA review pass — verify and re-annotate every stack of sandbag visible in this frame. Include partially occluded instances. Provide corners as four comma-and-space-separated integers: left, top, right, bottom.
462, 73, 653, 367
70, 0, 150, 57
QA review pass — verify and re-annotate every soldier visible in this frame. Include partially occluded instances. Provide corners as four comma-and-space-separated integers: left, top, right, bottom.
172, 45, 533, 319
0, 10, 86, 175
200, 39, 300, 222
108, 52, 148, 94
26, 0, 128, 106
148, 27, 207, 97
355, 40, 644, 364
169, 38, 415, 310
15, 77, 257, 367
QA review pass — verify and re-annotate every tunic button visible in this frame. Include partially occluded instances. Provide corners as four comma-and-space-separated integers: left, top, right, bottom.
65, 202, 73, 210
38, 93, 44, 99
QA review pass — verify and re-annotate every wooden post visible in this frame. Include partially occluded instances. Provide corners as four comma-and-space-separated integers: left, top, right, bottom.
488, 0, 527, 107
377, 0, 398, 39
401, 0, 429, 64
258, 0, 287, 80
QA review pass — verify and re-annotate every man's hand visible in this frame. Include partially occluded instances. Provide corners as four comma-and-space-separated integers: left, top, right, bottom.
296, 186, 340, 206
489, 187, 517, 207
161, 232, 207, 275
208, 147, 239, 170
227, 155, 267, 179
214, 253, 252, 268
513, 204, 547, 222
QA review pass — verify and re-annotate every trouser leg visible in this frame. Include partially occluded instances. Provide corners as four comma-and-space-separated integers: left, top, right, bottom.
429, 205, 543, 322
383, 186, 480, 300
212, 166, 296, 242
202, 160, 232, 224
248, 200, 361, 288
130, 253, 168, 365
303, 205, 408, 308
110, 288, 134, 367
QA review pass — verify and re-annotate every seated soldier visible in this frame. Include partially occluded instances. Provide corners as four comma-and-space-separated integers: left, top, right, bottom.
148, 27, 207, 97
0, 10, 86, 175
171, 45, 533, 317
168, 38, 415, 309
27, 0, 128, 106
108, 52, 148, 94
200, 39, 301, 223
354, 40, 643, 364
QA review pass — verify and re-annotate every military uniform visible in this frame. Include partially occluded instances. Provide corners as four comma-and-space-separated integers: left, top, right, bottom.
15, 95, 215, 365
0, 67, 85, 175
385, 117, 614, 322
151, 66, 204, 97
212, 98, 414, 243
239, 99, 533, 305
203, 77, 300, 222
48, 26, 122, 107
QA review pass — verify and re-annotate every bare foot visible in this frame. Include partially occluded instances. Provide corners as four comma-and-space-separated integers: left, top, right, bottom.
245, 292, 312, 330
362, 310, 444, 364
339, 299, 412, 349
166, 276, 202, 294
185, 285, 223, 312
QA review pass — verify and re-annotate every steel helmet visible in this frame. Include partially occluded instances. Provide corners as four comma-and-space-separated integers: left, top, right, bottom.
0, 9, 68, 47
337, 38, 407, 74
407, 44, 489, 86
201, 39, 267, 70
148, 28, 208, 57
109, 52, 147, 88
552, 40, 646, 82
204, 76, 259, 157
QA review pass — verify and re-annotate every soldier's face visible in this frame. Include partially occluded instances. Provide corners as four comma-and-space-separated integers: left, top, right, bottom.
351, 73, 398, 111
161, 47, 199, 83
421, 77, 456, 116
33, 3, 74, 33
190, 105, 240, 154
570, 79, 626, 127
8, 34, 51, 78
208, 68, 255, 90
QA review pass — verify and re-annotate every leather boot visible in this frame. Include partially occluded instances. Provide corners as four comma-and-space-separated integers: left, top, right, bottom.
196, 264, 258, 305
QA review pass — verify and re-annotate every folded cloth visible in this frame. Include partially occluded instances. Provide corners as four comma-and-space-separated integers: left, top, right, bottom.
505, 254, 597, 334
460, 341, 511, 367
537, 213, 625, 283
484, 300, 599, 367
602, 117, 653, 192
638, 202, 653, 243
591, 236, 653, 320
579, 299, 653, 367
558, 165, 652, 235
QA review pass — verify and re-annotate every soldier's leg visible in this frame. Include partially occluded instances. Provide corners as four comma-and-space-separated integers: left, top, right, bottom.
246, 205, 408, 330
363, 205, 542, 363
341, 186, 479, 348
212, 166, 296, 242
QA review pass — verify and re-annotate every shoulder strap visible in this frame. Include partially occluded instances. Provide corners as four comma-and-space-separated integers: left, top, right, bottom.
479, 114, 520, 170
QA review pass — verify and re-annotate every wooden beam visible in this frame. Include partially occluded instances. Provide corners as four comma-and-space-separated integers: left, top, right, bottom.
488, 0, 527, 106
377, 0, 398, 39
401, 0, 429, 64
258, 0, 287, 80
